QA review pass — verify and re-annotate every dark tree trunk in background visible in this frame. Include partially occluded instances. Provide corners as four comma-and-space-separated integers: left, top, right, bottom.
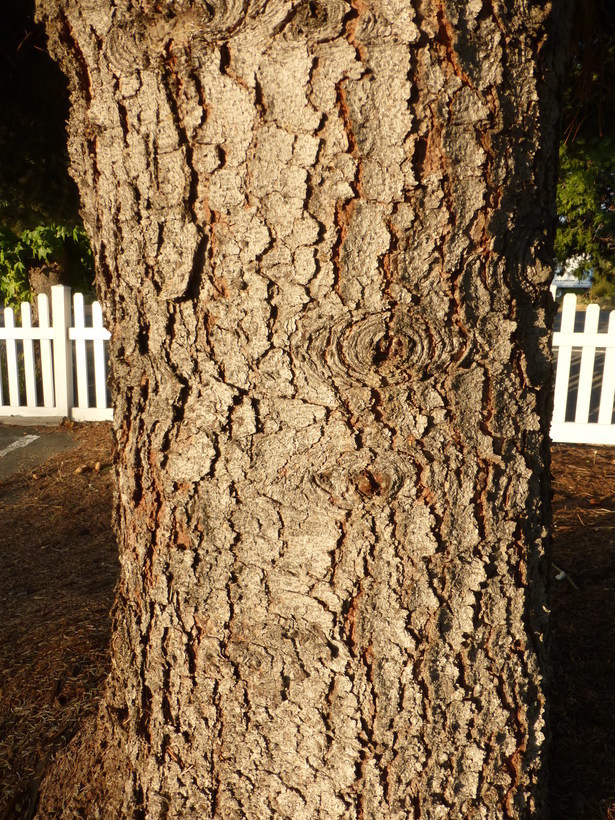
35, 1, 571, 816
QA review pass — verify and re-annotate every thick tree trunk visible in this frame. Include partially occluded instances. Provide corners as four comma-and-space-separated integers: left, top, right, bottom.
36, 1, 570, 817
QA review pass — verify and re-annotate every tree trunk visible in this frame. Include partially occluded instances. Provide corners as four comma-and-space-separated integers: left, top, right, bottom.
35, 1, 570, 817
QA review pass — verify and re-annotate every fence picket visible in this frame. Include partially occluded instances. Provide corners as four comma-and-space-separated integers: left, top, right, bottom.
37, 293, 54, 408
575, 303, 600, 423
20, 302, 37, 408
92, 301, 108, 410
4, 308, 20, 407
598, 310, 615, 426
72, 292, 89, 409
552, 293, 576, 425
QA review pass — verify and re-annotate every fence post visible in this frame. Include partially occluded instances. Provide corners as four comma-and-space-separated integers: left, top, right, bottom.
51, 285, 73, 419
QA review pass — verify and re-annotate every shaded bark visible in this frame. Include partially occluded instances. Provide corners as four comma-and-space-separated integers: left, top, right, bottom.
35, 1, 570, 816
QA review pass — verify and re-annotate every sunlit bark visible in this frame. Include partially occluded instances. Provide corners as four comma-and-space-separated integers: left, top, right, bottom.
36, 1, 570, 816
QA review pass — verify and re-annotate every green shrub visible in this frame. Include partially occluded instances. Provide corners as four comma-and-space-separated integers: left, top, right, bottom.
0, 222, 93, 308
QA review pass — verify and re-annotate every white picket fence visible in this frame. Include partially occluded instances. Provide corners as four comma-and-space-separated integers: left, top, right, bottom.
0, 288, 614, 443
0, 285, 112, 422
551, 293, 615, 445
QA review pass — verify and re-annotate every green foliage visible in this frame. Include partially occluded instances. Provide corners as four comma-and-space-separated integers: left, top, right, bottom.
0, 227, 29, 305
556, 138, 615, 274
0, 223, 93, 308
585, 273, 615, 308
554, 1, 615, 306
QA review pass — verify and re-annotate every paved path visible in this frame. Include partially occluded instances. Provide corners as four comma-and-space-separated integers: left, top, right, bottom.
0, 425, 77, 480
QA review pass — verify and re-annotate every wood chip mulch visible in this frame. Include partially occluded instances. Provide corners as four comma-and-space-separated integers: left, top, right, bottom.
0, 426, 613, 818
550, 444, 615, 819
0, 423, 117, 820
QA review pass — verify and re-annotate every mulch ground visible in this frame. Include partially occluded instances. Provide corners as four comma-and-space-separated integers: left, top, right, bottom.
0, 425, 613, 818
549, 444, 615, 819
0, 423, 117, 820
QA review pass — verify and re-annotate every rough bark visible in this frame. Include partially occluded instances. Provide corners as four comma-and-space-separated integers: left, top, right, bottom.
35, 1, 570, 817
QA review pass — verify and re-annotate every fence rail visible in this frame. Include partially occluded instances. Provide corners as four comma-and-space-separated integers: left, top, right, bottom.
0, 285, 112, 422
1, 288, 615, 445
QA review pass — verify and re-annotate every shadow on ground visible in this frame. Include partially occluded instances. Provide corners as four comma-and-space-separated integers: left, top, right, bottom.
0, 423, 117, 819
549, 445, 615, 819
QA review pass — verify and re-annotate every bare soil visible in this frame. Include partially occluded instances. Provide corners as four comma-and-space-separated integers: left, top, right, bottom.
0, 424, 613, 818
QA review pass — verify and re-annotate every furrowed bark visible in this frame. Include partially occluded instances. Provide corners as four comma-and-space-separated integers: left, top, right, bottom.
35, 1, 570, 817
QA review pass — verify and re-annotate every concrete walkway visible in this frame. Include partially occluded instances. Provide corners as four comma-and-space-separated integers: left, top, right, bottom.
0, 425, 77, 480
